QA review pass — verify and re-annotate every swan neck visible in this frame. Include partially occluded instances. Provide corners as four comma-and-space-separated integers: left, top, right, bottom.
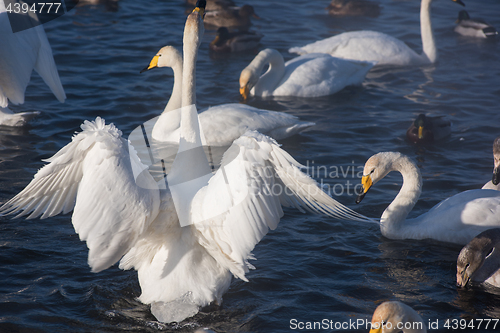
381, 156, 422, 236
420, 0, 437, 63
180, 16, 203, 145
165, 60, 183, 113
252, 49, 286, 95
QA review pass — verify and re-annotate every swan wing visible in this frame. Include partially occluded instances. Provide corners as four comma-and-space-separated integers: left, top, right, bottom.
289, 31, 420, 66
0, 10, 65, 106
0, 117, 161, 272
191, 131, 375, 280
33, 24, 66, 103
199, 103, 315, 145
414, 189, 500, 244
273, 53, 374, 97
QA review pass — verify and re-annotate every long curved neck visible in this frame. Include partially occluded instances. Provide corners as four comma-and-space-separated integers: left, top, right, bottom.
180, 17, 203, 147
165, 59, 183, 113
381, 156, 423, 238
420, 0, 437, 63
252, 49, 286, 96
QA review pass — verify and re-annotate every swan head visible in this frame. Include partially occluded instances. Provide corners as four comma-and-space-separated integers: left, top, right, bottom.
239, 67, 258, 100
492, 136, 500, 185
141, 46, 182, 73
457, 228, 500, 287
370, 301, 425, 333
356, 152, 403, 204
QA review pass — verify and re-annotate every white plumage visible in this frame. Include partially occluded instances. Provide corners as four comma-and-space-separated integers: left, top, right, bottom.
356, 152, 500, 245
0, 6, 374, 323
289, 0, 465, 67
0, 2, 65, 126
239, 48, 374, 99
142, 45, 314, 146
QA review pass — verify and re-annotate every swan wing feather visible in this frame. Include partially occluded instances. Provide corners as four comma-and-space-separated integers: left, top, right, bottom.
192, 131, 375, 280
0, 117, 161, 272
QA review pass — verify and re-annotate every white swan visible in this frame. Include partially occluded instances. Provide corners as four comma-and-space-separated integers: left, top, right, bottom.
482, 136, 500, 190
239, 48, 375, 99
0, 3, 375, 323
289, 0, 465, 67
457, 228, 500, 288
0, 2, 65, 126
370, 301, 427, 333
141, 45, 314, 146
356, 152, 500, 245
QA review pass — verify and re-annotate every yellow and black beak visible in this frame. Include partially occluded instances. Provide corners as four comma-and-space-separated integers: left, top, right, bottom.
369, 326, 382, 333
355, 174, 373, 204
240, 84, 250, 100
210, 35, 220, 47
457, 270, 470, 288
140, 54, 159, 73
193, 0, 206, 18
452, 0, 465, 6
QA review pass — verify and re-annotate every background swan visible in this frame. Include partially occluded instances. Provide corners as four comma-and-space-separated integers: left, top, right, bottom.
457, 228, 500, 288
0, 2, 65, 126
482, 136, 500, 190
0, 4, 375, 323
289, 0, 465, 67
454, 10, 498, 38
203, 4, 259, 30
356, 152, 500, 244
405, 113, 451, 144
142, 45, 314, 146
239, 48, 375, 99
370, 301, 427, 333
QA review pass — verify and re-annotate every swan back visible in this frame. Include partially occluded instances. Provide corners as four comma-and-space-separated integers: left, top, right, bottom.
370, 301, 427, 333
457, 228, 500, 287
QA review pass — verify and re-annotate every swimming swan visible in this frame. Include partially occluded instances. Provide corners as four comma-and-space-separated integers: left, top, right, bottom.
239, 48, 375, 99
209, 27, 263, 53
457, 228, 500, 288
370, 301, 427, 333
142, 45, 314, 146
356, 152, 500, 245
289, 0, 465, 67
0, 2, 65, 126
482, 136, 500, 190
0, 3, 375, 323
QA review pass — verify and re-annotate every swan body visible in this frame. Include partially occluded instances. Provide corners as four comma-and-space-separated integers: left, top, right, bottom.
356, 152, 500, 245
0, 2, 65, 126
326, 0, 381, 18
370, 301, 426, 333
0, 4, 374, 323
289, 0, 465, 67
457, 228, 500, 288
143, 45, 314, 146
209, 27, 263, 53
406, 113, 451, 144
454, 10, 497, 38
239, 48, 375, 99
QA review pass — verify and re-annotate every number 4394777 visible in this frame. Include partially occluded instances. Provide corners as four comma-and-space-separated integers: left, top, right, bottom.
444, 318, 499, 330
6, 2, 62, 14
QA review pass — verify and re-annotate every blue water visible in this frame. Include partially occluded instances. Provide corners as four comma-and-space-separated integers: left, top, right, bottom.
1, 0, 500, 332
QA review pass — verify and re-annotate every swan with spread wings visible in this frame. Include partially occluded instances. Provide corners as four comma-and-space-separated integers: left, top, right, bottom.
0, 1, 374, 323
